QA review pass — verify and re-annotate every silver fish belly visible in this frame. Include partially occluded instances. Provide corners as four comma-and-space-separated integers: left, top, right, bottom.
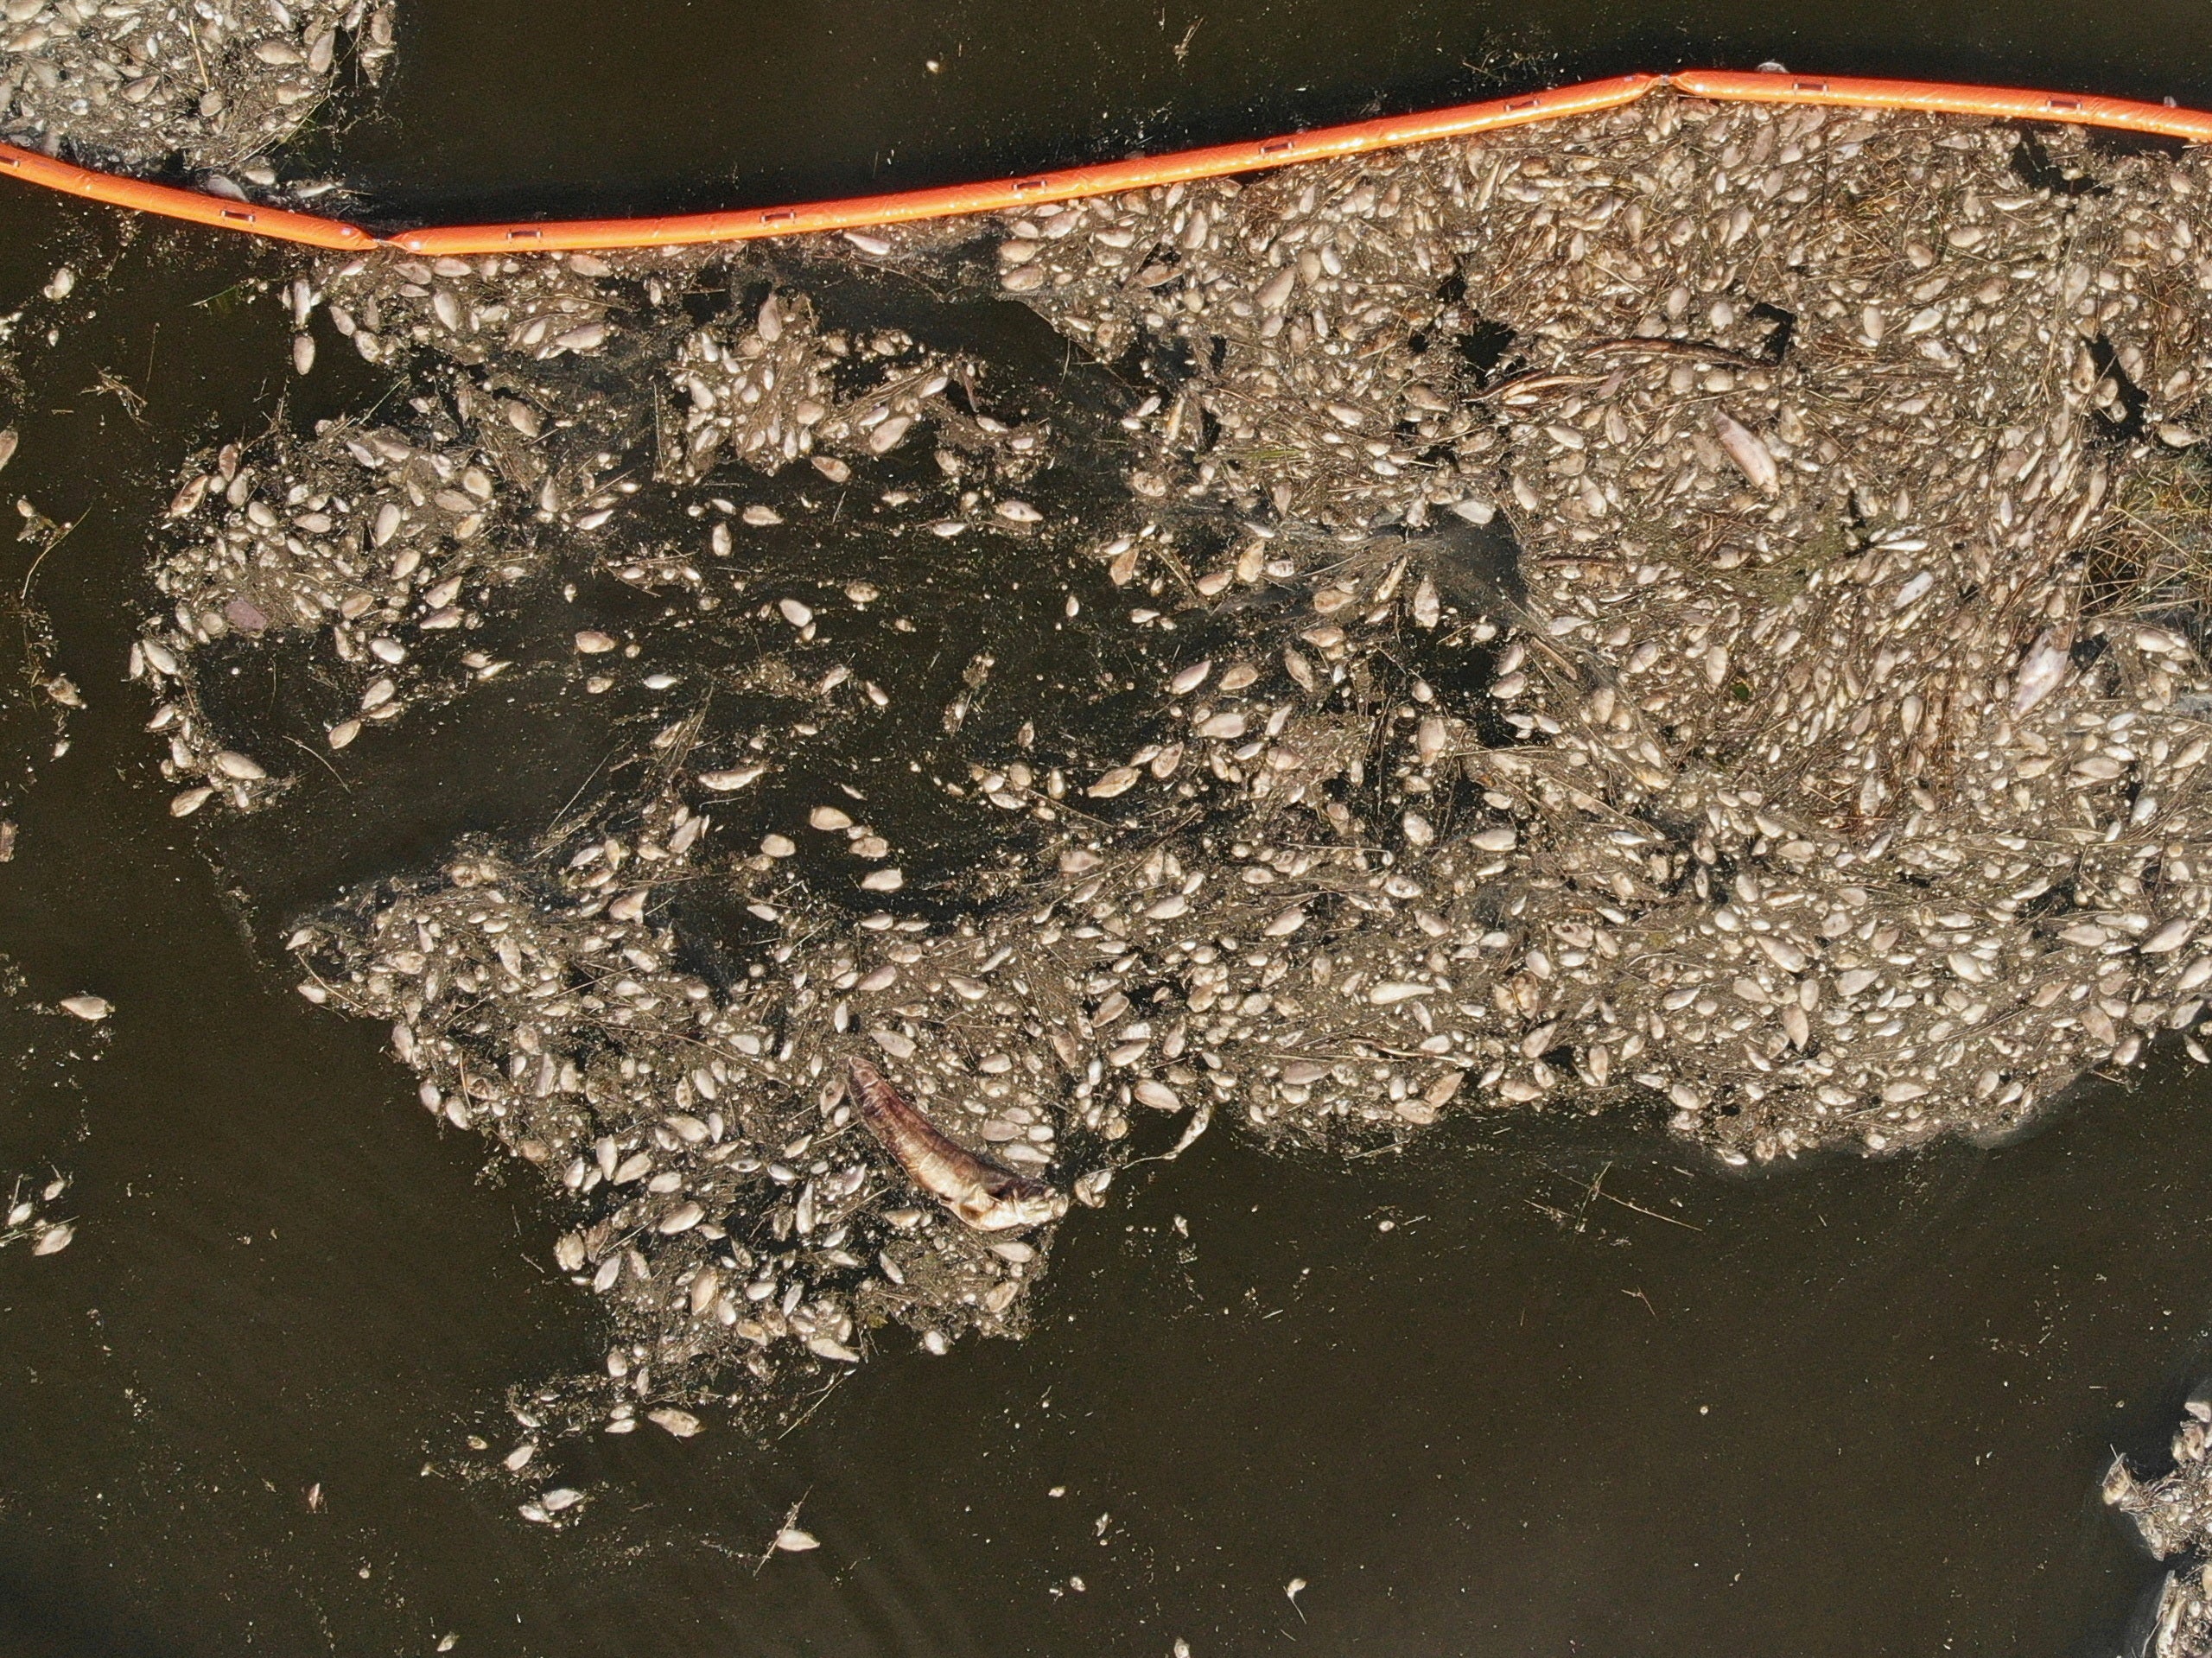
848, 1058, 1066, 1231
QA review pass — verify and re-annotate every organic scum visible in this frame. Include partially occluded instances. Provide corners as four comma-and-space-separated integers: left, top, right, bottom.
12, 37, 2212, 1604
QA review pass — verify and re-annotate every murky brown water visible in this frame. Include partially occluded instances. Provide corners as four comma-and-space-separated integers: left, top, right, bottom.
335, 0, 2212, 225
10, 7, 2212, 1655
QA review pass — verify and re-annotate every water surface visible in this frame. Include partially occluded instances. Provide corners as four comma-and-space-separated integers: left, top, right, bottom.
2, 5, 2211, 1652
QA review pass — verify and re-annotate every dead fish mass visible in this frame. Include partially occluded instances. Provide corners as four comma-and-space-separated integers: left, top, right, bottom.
93, 91, 2212, 1473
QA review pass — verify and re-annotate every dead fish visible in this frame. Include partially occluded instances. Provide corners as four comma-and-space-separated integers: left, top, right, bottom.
2012, 627, 2073, 715
1711, 410, 1778, 492
847, 1058, 1066, 1230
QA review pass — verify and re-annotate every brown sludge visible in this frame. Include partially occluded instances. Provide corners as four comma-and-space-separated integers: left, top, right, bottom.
133, 93, 2212, 1453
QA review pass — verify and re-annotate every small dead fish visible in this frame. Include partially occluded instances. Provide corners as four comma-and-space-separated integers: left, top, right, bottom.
2012, 627, 2072, 715
167, 473, 209, 518
848, 1058, 1066, 1230
697, 765, 766, 792
1712, 410, 1778, 492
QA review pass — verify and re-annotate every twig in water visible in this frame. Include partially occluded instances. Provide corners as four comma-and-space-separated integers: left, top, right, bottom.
1594, 1185, 1703, 1232
20, 507, 86, 604
753, 1489, 815, 1575
282, 734, 352, 791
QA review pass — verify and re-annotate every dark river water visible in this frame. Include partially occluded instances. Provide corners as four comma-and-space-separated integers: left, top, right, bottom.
6, 5, 2212, 1655
332, 0, 2212, 225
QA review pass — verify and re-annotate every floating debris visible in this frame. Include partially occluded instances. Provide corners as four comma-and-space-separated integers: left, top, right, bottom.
140, 249, 1018, 781
0, 0, 394, 179
2109, 1403, 2212, 1657
1, 1170, 73, 1256
754, 1494, 820, 1568
988, 93, 2212, 1166
133, 93, 2212, 1444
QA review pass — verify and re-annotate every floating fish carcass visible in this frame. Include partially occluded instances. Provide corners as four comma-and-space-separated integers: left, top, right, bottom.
848, 1058, 1068, 1230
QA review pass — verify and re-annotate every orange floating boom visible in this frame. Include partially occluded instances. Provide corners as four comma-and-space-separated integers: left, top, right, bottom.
3, 69, 2212, 256
0, 140, 374, 249
392, 73, 1659, 254
1669, 69, 2212, 143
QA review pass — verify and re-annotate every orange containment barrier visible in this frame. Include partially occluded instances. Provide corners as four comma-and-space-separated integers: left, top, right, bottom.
391, 73, 1659, 255
4, 68, 2212, 255
1669, 69, 2212, 143
0, 140, 375, 250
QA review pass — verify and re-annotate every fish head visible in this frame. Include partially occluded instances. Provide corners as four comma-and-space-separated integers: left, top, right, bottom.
956, 1185, 1071, 1231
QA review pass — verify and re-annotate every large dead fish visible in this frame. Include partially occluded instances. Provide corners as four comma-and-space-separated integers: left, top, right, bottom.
847, 1058, 1068, 1230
